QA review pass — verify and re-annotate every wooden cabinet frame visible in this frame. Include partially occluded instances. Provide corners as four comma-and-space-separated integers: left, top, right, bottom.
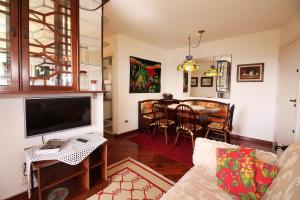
32, 143, 108, 200
20, 0, 79, 92
0, 0, 20, 92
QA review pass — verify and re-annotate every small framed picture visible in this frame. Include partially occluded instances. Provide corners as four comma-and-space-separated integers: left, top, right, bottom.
191, 77, 198, 87
237, 63, 264, 82
201, 77, 213, 87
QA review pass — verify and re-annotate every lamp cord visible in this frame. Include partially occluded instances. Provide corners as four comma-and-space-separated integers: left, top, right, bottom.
191, 31, 204, 48
187, 30, 205, 57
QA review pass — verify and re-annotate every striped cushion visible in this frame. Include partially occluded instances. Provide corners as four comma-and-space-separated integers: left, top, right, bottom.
142, 114, 154, 120
208, 117, 226, 124
208, 122, 227, 130
153, 119, 175, 128
178, 123, 202, 132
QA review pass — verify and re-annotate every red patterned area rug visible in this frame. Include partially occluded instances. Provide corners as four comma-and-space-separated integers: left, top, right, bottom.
88, 157, 174, 200
128, 133, 193, 166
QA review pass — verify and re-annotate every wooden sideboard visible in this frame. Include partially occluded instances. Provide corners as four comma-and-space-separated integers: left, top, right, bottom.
31, 143, 107, 200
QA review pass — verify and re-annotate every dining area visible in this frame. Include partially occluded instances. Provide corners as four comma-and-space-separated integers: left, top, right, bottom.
138, 98, 235, 148
137, 54, 234, 148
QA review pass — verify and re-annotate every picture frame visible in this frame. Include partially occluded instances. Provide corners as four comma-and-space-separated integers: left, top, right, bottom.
129, 56, 161, 93
237, 63, 264, 82
191, 77, 198, 87
201, 77, 213, 87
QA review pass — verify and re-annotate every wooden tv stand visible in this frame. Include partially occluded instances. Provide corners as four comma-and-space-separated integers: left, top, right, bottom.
31, 142, 108, 200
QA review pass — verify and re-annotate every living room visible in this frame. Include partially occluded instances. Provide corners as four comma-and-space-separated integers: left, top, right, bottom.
1, 0, 300, 200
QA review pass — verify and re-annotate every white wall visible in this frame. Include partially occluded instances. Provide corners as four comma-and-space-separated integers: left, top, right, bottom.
166, 29, 281, 142
114, 34, 168, 134
280, 12, 300, 49
0, 93, 104, 199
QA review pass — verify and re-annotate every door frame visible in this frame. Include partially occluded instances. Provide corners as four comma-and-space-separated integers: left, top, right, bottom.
295, 69, 300, 141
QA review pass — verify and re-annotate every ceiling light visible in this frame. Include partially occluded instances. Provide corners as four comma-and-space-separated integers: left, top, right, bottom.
203, 56, 222, 77
177, 30, 205, 72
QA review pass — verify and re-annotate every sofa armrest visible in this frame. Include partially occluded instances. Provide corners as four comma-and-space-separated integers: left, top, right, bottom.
193, 138, 277, 170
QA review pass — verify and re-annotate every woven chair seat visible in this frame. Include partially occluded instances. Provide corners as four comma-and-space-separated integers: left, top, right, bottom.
177, 123, 202, 132
153, 119, 175, 128
142, 114, 154, 120
208, 122, 228, 130
208, 116, 226, 124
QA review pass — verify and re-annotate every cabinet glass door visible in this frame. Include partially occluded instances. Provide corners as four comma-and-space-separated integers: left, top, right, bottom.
22, 0, 78, 91
0, 0, 19, 92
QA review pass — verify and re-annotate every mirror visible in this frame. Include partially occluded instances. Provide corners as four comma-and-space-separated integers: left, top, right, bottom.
79, 1, 103, 91
190, 54, 231, 99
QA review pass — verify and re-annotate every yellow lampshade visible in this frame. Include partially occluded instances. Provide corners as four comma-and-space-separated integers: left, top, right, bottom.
203, 67, 222, 77
177, 59, 200, 72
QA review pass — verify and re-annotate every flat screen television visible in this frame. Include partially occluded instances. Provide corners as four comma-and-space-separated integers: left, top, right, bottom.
25, 96, 91, 137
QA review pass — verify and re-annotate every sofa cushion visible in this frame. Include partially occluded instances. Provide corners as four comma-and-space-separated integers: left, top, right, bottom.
216, 147, 257, 200
262, 141, 300, 200
254, 160, 279, 197
193, 138, 277, 171
160, 166, 233, 200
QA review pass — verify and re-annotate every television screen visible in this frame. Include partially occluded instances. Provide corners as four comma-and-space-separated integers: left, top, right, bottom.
25, 97, 91, 137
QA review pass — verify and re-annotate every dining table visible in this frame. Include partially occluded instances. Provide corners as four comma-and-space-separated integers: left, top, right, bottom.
167, 103, 221, 124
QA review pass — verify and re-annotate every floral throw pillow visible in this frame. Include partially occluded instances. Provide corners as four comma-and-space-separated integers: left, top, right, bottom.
216, 147, 258, 200
254, 159, 279, 197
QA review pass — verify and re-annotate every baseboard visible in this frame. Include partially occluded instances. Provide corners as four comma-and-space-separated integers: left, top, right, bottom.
5, 188, 35, 200
104, 129, 139, 139
114, 129, 139, 138
230, 134, 273, 147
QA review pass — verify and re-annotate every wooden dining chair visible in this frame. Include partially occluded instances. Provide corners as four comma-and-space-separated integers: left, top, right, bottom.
151, 102, 175, 144
205, 104, 235, 143
174, 104, 202, 149
138, 99, 159, 134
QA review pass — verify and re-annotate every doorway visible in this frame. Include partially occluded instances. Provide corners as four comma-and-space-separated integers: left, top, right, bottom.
103, 56, 113, 134
275, 39, 300, 145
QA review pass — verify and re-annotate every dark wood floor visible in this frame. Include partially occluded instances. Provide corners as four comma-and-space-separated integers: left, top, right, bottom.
8, 131, 273, 200
105, 131, 273, 183
105, 132, 191, 182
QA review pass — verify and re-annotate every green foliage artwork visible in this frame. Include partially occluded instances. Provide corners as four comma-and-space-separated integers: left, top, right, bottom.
129, 56, 161, 93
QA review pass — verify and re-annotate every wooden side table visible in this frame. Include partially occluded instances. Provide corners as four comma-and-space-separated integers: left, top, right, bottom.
30, 142, 108, 200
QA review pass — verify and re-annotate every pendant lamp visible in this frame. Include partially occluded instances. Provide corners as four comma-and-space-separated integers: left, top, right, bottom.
177, 30, 205, 72
203, 56, 222, 77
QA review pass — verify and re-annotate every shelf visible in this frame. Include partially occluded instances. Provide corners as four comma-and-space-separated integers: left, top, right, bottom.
31, 142, 107, 200
42, 175, 88, 200
0, 90, 107, 95
90, 160, 104, 169
89, 166, 104, 188
80, 63, 101, 67
39, 162, 87, 191
89, 147, 104, 167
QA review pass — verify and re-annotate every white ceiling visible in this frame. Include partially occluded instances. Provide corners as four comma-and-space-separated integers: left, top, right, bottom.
103, 0, 300, 50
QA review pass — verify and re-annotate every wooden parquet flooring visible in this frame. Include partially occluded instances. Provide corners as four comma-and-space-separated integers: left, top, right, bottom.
105, 132, 191, 182
105, 131, 273, 183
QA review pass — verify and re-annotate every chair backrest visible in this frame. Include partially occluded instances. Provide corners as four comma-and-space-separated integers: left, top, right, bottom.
152, 102, 168, 126
139, 99, 159, 115
228, 104, 235, 131
175, 104, 197, 132
180, 99, 229, 119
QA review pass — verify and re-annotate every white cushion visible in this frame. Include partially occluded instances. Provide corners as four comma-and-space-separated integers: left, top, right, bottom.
160, 166, 233, 200
192, 138, 277, 170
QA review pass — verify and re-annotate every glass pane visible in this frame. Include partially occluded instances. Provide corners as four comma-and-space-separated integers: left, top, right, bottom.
0, 0, 11, 86
79, 0, 102, 91
29, 0, 72, 86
